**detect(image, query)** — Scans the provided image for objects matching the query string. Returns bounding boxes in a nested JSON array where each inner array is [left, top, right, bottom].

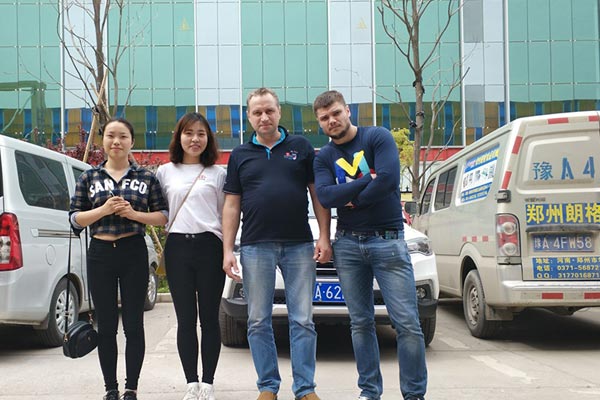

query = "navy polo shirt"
[[224, 127, 314, 246]]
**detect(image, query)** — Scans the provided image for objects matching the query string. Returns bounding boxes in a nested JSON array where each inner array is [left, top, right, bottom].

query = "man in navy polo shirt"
[[222, 87, 331, 400]]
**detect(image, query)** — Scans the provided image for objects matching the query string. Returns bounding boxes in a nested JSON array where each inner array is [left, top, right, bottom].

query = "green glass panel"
[[40, 4, 59, 47], [508, 0, 527, 42], [129, 89, 152, 107], [286, 87, 307, 105], [262, 3, 284, 45], [420, 2, 439, 43], [263, 46, 285, 88], [174, 3, 194, 46], [285, 2, 306, 45], [175, 88, 195, 107], [242, 45, 263, 89], [307, 44, 327, 87], [128, 4, 152, 46], [18, 47, 41, 81], [528, 42, 550, 84], [0, 5, 17, 45], [527, 0, 550, 41], [550, 42, 573, 83], [307, 2, 327, 44], [40, 47, 61, 88], [549, 0, 572, 41], [18, 3, 39, 47], [285, 45, 307, 87], [0, 47, 18, 81], [241, 3, 262, 45], [152, 47, 174, 89], [439, 42, 459, 85], [132, 47, 153, 89], [174, 46, 195, 89], [307, 86, 327, 105], [509, 42, 528, 84], [110, 47, 131, 90], [152, 3, 174, 46], [376, 43, 395, 87], [574, 83, 600, 100], [530, 84, 551, 101], [572, 0, 599, 40], [573, 41, 600, 83], [551, 84, 574, 101]]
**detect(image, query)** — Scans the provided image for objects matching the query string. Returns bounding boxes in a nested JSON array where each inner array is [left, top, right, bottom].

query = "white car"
[[219, 208, 439, 347]]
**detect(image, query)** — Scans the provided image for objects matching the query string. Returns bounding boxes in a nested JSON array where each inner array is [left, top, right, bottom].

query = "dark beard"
[[329, 127, 348, 141]]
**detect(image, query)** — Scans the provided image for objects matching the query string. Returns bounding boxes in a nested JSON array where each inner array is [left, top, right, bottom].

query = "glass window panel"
[[129, 89, 152, 106], [285, 87, 307, 105], [574, 42, 600, 83], [285, 3, 306, 45], [510, 84, 529, 102], [307, 44, 327, 87], [463, 42, 484, 85], [351, 43, 372, 90], [263, 46, 285, 88], [574, 83, 600, 100], [376, 43, 395, 87], [197, 3, 218, 44], [152, 3, 174, 46], [440, 42, 460, 85], [529, 84, 551, 101], [483, 0, 503, 42], [465, 84, 484, 128], [307, 86, 327, 105], [40, 4, 59, 47], [241, 3, 262, 45], [527, 0, 550, 41], [152, 47, 174, 89], [41, 47, 61, 86], [550, 42, 573, 83], [549, 0, 572, 41], [197, 46, 219, 89], [219, 89, 240, 105], [307, 2, 327, 44], [572, 0, 599, 40], [508, 0, 527, 41], [330, 2, 351, 44], [330, 44, 352, 87], [0, 47, 18, 80], [18, 47, 41, 81], [218, 45, 241, 89], [44, 89, 61, 109], [175, 88, 195, 107], [174, 46, 195, 89], [17, 4, 39, 47], [132, 47, 153, 89], [0, 4, 16, 44], [153, 89, 174, 106], [483, 42, 504, 85], [111, 48, 131, 90], [551, 84, 574, 101], [218, 2, 240, 45], [485, 85, 504, 102], [174, 3, 194, 46], [509, 42, 528, 84], [242, 45, 263, 89], [127, 3, 152, 46], [350, 1, 371, 45], [351, 87, 372, 105], [285, 45, 307, 87], [528, 42, 551, 84], [262, 3, 284, 45], [197, 88, 218, 106]]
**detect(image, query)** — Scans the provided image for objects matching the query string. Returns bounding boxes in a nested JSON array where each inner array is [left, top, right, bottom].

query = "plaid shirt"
[[69, 161, 167, 237]]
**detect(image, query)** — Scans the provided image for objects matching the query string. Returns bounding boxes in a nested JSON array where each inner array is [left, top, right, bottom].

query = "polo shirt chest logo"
[[284, 150, 298, 161]]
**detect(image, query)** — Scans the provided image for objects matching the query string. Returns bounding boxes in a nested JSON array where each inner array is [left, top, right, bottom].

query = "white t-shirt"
[[156, 162, 226, 239]]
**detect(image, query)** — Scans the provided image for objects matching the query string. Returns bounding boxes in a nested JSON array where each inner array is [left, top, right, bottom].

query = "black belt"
[[337, 229, 400, 239]]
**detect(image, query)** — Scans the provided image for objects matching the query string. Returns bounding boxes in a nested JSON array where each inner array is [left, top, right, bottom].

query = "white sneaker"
[[183, 382, 200, 400], [199, 382, 215, 400]]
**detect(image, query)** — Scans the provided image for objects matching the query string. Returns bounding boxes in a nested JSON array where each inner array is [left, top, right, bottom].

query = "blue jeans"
[[240, 241, 317, 398], [332, 232, 427, 400]]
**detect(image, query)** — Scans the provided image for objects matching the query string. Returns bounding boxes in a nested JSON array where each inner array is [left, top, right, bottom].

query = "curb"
[[157, 292, 172, 303]]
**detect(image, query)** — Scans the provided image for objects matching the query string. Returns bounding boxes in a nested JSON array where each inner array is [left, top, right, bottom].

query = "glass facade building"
[[0, 0, 599, 152]]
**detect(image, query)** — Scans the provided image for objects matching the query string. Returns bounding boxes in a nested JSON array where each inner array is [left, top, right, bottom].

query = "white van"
[[0, 135, 159, 346], [413, 111, 600, 338]]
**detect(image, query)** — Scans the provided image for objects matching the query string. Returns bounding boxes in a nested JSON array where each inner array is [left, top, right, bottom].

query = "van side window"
[[16, 151, 70, 211], [434, 167, 457, 210], [420, 179, 436, 215]]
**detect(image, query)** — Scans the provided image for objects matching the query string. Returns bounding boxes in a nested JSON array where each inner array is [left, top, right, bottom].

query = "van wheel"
[[38, 279, 80, 347], [420, 315, 436, 347], [463, 270, 500, 338], [144, 266, 158, 311], [219, 306, 247, 347]]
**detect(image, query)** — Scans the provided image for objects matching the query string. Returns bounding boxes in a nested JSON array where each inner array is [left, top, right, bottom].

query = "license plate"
[[532, 234, 594, 252], [313, 282, 345, 303]]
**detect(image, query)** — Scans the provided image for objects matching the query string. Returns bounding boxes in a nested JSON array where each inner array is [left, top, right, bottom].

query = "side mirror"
[[403, 201, 418, 216]]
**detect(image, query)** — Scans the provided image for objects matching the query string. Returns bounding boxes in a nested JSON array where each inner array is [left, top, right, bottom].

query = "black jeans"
[[87, 235, 149, 392], [165, 232, 225, 384]]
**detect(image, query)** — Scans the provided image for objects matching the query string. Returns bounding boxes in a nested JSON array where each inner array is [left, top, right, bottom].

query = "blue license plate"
[[313, 282, 345, 303], [532, 234, 594, 252]]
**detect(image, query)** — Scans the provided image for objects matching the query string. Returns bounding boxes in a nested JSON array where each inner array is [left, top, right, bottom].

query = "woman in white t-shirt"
[[156, 113, 226, 400]]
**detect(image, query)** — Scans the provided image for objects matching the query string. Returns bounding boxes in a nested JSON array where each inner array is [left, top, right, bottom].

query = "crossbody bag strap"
[[167, 166, 206, 231], [64, 230, 73, 341], [85, 228, 94, 324]]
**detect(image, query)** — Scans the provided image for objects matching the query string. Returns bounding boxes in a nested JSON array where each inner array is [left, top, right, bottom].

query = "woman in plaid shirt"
[[69, 118, 168, 400]]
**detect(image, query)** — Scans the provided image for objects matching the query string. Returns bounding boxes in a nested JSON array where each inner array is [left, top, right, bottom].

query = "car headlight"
[[406, 237, 433, 256]]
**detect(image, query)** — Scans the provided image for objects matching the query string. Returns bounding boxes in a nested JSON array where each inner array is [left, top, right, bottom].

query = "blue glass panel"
[[206, 106, 216, 132], [81, 108, 92, 133], [230, 105, 240, 138], [381, 104, 390, 130], [349, 104, 359, 125], [293, 105, 303, 136], [475, 127, 483, 140], [176, 106, 187, 122], [535, 102, 544, 115], [444, 102, 454, 145]]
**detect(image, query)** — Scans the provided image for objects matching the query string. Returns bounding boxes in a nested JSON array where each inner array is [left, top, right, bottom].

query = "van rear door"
[[511, 112, 600, 281]]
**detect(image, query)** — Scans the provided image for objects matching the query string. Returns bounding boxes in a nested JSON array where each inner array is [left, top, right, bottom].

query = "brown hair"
[[168, 112, 219, 166], [246, 87, 280, 109], [313, 90, 347, 115]]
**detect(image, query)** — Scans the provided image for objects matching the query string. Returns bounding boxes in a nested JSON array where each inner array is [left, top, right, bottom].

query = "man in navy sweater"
[[222, 88, 331, 400], [312, 90, 427, 400]]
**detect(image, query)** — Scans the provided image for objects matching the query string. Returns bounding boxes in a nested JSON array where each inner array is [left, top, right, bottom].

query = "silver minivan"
[[0, 135, 159, 346]]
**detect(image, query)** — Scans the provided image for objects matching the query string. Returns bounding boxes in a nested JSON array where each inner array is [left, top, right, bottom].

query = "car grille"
[[316, 260, 337, 276]]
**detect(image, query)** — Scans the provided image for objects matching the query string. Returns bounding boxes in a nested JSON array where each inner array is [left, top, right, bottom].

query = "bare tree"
[[378, 0, 464, 200], [58, 0, 141, 162]]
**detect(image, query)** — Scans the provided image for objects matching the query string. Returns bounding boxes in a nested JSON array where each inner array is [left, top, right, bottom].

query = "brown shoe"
[[296, 393, 320, 400], [257, 391, 278, 400]]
